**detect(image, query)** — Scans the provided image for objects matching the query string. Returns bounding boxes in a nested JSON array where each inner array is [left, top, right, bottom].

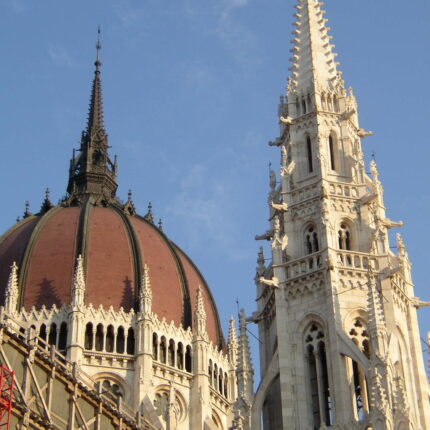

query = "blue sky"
[[1, 0, 430, 376]]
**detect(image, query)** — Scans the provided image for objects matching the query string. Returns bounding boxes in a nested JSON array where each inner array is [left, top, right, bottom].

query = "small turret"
[[4, 262, 19, 314]]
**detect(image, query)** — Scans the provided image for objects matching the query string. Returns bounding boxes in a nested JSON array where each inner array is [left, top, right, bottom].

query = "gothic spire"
[[139, 264, 152, 315], [236, 308, 254, 398], [5, 262, 19, 314], [288, 0, 341, 93], [227, 315, 238, 363], [193, 286, 207, 337], [71, 254, 86, 309], [86, 27, 105, 139], [66, 28, 118, 203]]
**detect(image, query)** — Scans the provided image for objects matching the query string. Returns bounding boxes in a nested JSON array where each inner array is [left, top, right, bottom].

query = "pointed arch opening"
[[117, 326, 125, 354], [329, 135, 336, 171], [85, 322, 93, 350], [306, 136, 313, 173], [305, 323, 332, 429]]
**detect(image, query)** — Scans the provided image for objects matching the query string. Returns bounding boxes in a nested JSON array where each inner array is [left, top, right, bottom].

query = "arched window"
[[58, 322, 68, 352], [302, 99, 307, 114], [39, 324, 47, 341], [85, 323, 93, 350], [305, 226, 319, 254], [329, 135, 336, 170], [185, 345, 192, 372], [98, 379, 124, 402], [95, 324, 104, 351], [338, 223, 352, 250], [209, 360, 213, 386], [296, 99, 300, 116], [333, 95, 339, 112], [327, 94, 333, 111], [214, 364, 218, 389], [224, 372, 228, 398], [48, 323, 57, 346], [305, 323, 332, 429], [306, 136, 313, 173], [177, 342, 184, 370], [307, 94, 312, 111], [117, 326, 125, 354], [348, 318, 370, 420], [321, 93, 326, 110], [152, 333, 158, 360], [127, 328, 135, 355], [218, 369, 223, 393], [160, 336, 167, 363], [106, 325, 115, 353], [168, 339, 175, 367]]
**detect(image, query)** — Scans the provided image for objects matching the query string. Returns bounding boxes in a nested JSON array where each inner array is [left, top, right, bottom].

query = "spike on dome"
[[66, 29, 118, 203]]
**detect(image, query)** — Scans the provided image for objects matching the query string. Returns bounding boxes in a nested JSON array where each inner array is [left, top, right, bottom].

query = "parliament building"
[[0, 1, 429, 429]]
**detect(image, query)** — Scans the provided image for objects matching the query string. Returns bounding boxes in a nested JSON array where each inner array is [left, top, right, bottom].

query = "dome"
[[0, 203, 224, 347], [0, 52, 224, 349]]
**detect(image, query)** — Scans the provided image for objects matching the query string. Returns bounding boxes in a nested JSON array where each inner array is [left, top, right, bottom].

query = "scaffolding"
[[0, 364, 14, 429]]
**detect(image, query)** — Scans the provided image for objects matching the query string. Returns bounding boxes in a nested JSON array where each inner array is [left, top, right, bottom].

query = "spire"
[[193, 286, 207, 337], [71, 255, 86, 308], [366, 264, 387, 358], [288, 0, 342, 93], [86, 27, 105, 138], [66, 28, 118, 203], [236, 308, 253, 399], [23, 201, 31, 218], [228, 315, 238, 364], [139, 264, 152, 315], [5, 262, 19, 314], [235, 308, 253, 429], [144, 202, 154, 223], [40, 188, 53, 214]]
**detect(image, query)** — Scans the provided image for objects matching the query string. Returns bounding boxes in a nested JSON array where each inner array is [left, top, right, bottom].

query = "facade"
[[1, 1, 430, 430], [250, 0, 430, 429], [0, 44, 245, 429]]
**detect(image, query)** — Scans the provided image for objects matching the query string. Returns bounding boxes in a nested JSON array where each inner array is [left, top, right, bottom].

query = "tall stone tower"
[[251, 1, 430, 429]]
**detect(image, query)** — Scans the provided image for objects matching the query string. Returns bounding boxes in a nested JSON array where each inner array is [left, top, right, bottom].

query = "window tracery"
[[338, 223, 352, 250], [305, 226, 319, 254], [305, 323, 332, 429]]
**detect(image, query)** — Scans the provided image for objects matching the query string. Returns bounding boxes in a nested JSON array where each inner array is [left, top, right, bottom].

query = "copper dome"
[[0, 47, 224, 348]]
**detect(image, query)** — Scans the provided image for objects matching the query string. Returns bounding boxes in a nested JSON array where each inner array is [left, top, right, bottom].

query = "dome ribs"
[[111, 205, 143, 311], [85, 207, 134, 311], [20, 207, 80, 309], [131, 215, 192, 330], [173, 244, 225, 350], [0, 217, 39, 307]]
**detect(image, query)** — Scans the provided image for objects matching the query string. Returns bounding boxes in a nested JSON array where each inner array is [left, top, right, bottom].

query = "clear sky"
[[1, 0, 429, 377]]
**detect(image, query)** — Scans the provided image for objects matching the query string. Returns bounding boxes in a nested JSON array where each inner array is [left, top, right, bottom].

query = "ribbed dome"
[[0, 203, 224, 347]]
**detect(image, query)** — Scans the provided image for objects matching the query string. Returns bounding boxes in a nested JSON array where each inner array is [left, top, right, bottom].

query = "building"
[[1, 1, 429, 430], [0, 36, 244, 430], [249, 0, 430, 429]]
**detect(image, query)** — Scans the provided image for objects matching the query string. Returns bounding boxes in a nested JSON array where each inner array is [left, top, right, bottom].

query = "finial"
[[158, 218, 163, 231], [144, 202, 154, 223], [16, 216, 20, 223], [128, 189, 132, 201], [40, 188, 53, 214], [23, 201, 31, 218], [95, 26, 102, 71]]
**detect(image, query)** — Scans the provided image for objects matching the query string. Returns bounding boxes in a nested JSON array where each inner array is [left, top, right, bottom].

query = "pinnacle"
[[228, 315, 238, 348], [288, 0, 341, 93]]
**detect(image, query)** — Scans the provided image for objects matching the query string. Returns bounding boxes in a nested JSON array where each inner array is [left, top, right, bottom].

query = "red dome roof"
[[0, 204, 224, 347]]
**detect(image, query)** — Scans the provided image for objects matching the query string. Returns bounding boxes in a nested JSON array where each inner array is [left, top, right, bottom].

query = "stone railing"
[[336, 250, 379, 271], [328, 181, 360, 199], [283, 250, 325, 279]]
